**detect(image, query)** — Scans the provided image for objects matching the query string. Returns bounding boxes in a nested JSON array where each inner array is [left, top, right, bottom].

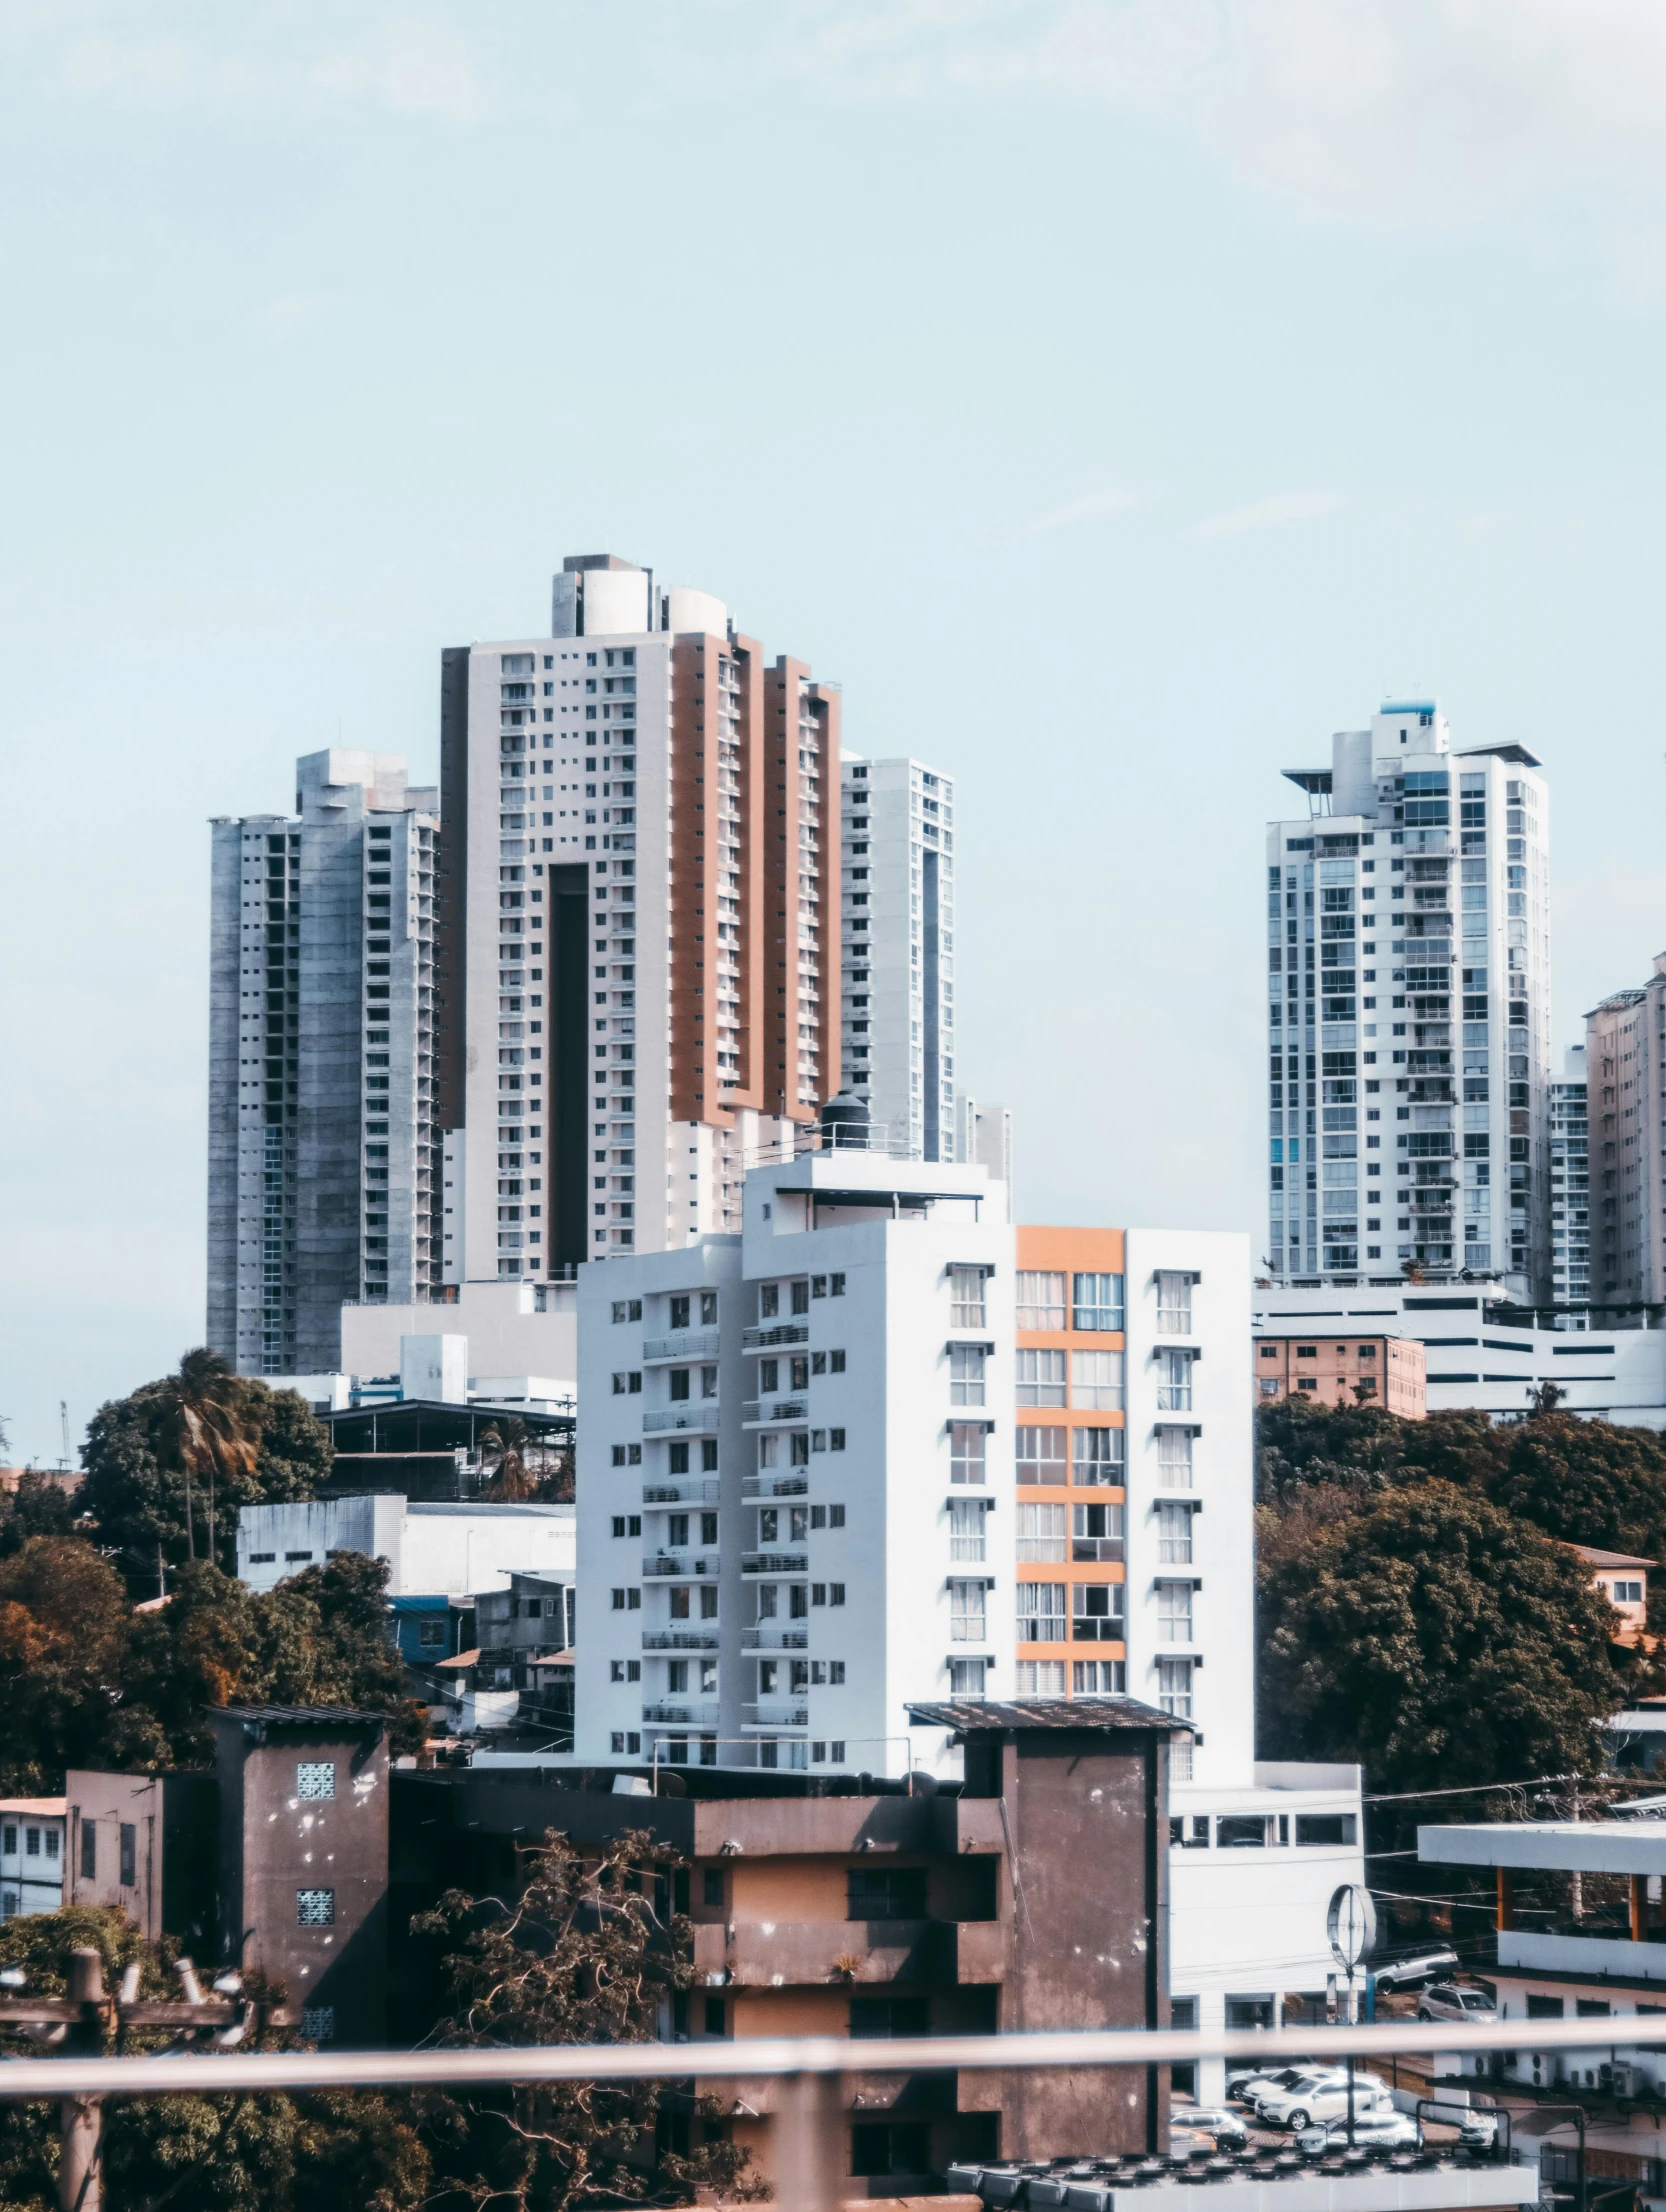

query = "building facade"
[[0, 1799, 65, 1919], [1586, 961, 1666, 1315], [208, 750, 438, 1375], [1267, 702, 1551, 1303], [575, 1150, 1014, 1778], [434, 552, 840, 1284], [234, 1493, 575, 1597], [1550, 1040, 1591, 1322], [839, 755, 957, 1159], [1252, 1331, 1426, 1415]]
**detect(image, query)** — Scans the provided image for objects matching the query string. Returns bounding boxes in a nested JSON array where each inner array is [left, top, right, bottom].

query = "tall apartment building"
[[576, 1150, 1014, 1778], [839, 756, 957, 1159], [208, 752, 438, 1376], [1551, 1042, 1591, 1323], [1587, 960, 1666, 1313], [435, 554, 839, 1283], [1268, 701, 1551, 1302]]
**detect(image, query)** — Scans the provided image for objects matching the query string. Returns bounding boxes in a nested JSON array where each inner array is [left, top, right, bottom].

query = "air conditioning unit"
[[1608, 2063, 1638, 2100]]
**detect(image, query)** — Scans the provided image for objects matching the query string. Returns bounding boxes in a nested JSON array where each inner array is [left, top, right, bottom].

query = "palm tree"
[[478, 1419, 536, 1502], [152, 1349, 259, 1562]]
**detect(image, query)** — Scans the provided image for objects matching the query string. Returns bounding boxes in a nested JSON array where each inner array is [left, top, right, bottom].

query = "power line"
[[1363, 1770, 1666, 1805]]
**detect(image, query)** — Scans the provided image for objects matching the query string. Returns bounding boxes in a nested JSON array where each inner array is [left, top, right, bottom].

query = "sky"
[[4, 0, 1666, 1464]]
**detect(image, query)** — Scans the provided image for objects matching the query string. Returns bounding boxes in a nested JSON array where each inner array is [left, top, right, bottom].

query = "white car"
[[1457, 2110, 1501, 2150], [1295, 2107, 1421, 2155], [1256, 2074, 1391, 2130], [1417, 1983, 1499, 2026], [1231, 2064, 1346, 2107]]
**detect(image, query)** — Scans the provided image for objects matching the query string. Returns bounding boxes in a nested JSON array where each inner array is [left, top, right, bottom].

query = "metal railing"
[[4, 2014, 1652, 2212]]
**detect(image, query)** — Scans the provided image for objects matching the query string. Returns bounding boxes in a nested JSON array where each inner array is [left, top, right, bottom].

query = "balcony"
[[643, 1329, 722, 1365], [744, 1700, 809, 1728], [1498, 1926, 1666, 1987], [643, 1554, 715, 1578], [742, 1551, 807, 1576], [641, 1701, 720, 1728], [741, 1475, 808, 1499], [641, 1630, 720, 1651], [642, 1479, 721, 1505], [741, 1624, 808, 1650], [643, 1404, 721, 1435], [742, 1323, 810, 1352], [743, 1399, 807, 1428], [694, 1919, 945, 1988], [1071, 1538, 1124, 1564]]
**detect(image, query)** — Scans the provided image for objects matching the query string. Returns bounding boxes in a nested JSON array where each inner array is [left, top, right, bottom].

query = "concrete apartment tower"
[[435, 554, 840, 1281], [208, 752, 438, 1376], [838, 756, 957, 1159], [1267, 702, 1551, 1302], [1550, 1041, 1591, 1323], [1586, 962, 1666, 1314]]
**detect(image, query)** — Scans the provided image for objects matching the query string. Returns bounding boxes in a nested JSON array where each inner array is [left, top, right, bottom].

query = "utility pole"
[[0, 1950, 293, 2212], [59, 1402, 70, 1474]]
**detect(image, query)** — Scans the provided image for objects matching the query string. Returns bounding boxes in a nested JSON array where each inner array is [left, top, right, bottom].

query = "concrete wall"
[[235, 1493, 574, 1596]]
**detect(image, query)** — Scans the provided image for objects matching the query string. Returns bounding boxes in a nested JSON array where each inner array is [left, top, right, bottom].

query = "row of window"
[[1170, 1812, 1357, 1849], [1016, 1271, 1126, 1331]]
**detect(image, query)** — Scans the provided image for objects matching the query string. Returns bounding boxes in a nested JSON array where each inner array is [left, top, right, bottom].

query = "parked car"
[[1417, 1983, 1498, 2025], [1457, 2109, 1501, 2150], [1295, 2105, 1421, 2155], [1172, 2106, 1248, 2148], [1369, 1944, 1461, 1991], [1229, 2063, 1339, 2106], [1256, 2074, 1391, 2130]]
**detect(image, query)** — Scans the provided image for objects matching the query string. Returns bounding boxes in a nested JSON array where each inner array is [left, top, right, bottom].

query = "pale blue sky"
[[5, 0, 1666, 1463]]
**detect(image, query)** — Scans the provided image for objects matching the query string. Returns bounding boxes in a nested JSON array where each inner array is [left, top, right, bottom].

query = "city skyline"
[[9, 5, 1666, 1458]]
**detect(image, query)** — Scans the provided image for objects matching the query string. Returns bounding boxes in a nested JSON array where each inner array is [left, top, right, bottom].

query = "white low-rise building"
[[235, 1493, 575, 1597], [0, 1799, 66, 1919]]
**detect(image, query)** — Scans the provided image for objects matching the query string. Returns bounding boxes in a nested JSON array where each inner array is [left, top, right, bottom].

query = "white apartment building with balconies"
[[1268, 701, 1551, 1303], [575, 1148, 1014, 1779], [839, 755, 957, 1160]]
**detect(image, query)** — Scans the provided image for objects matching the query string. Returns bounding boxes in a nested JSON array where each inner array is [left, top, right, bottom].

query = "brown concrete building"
[[389, 1697, 1175, 2192], [1253, 1331, 1426, 1415], [207, 1706, 389, 2046]]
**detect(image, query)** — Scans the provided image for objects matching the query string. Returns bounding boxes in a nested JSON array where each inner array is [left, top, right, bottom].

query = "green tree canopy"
[[82, 1355, 331, 1593], [1258, 1479, 1628, 1793]]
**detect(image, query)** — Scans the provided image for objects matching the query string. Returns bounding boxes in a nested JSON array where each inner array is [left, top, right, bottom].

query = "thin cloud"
[[245, 290, 335, 343], [1193, 490, 1343, 540], [1004, 483, 1141, 541]]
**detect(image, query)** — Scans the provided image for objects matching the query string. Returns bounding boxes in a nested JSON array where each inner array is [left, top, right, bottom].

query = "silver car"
[[1295, 2107, 1421, 2155], [1417, 1983, 1499, 2026], [1173, 2106, 1248, 2147]]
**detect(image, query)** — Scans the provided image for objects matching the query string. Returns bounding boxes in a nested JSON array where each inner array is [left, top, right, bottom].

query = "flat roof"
[[209, 1704, 390, 1729], [907, 1696, 1179, 1733], [1421, 1821, 1666, 1874]]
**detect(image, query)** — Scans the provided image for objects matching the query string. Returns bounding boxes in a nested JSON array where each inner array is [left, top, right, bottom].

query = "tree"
[[413, 1828, 759, 2212], [0, 1907, 429, 2212], [0, 1473, 80, 1557], [479, 1421, 573, 1504], [1488, 1413, 1666, 1562], [1258, 1479, 1627, 1794], [82, 1363, 331, 1594], [0, 1538, 163, 1793]]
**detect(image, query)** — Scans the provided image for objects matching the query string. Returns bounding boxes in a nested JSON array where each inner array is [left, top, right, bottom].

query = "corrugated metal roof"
[[209, 1704, 391, 1727], [906, 1696, 1180, 1733]]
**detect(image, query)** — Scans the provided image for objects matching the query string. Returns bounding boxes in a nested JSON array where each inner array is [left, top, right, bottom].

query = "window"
[[949, 1579, 987, 1642], [1614, 1580, 1644, 1604], [1016, 1502, 1067, 1562], [949, 1498, 988, 1561], [949, 1344, 987, 1405], [1072, 1583, 1124, 1640], [1015, 1271, 1065, 1329], [1016, 1581, 1066, 1642], [119, 1824, 136, 1888], [949, 1265, 987, 1327], [1217, 1816, 1270, 1848], [850, 1997, 930, 2039], [418, 1616, 447, 1649], [1073, 1659, 1126, 1695], [1158, 1580, 1194, 1641], [612, 1299, 642, 1322], [1072, 1502, 1124, 1562], [1224, 1994, 1274, 2030], [950, 1423, 987, 1485], [0, 1827, 11, 1854], [1016, 1425, 1066, 1482], [1295, 1813, 1358, 1846], [1016, 1659, 1066, 1693], [612, 1370, 642, 1395], [80, 1822, 95, 1880], [1073, 1272, 1125, 1331], [1157, 1428, 1194, 1488], [848, 1867, 928, 1920], [1156, 1500, 1193, 1564], [297, 1888, 336, 1926], [1156, 1349, 1193, 1412], [1016, 1350, 1066, 1407], [296, 1762, 335, 1801], [670, 1294, 691, 1330], [949, 1658, 987, 1696], [1071, 1350, 1124, 1409], [1155, 1271, 1193, 1334], [1072, 1427, 1124, 1486], [1158, 1657, 1194, 1720], [24, 1829, 38, 1857]]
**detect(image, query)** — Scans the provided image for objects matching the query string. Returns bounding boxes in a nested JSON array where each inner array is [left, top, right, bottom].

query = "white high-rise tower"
[[1267, 702, 1551, 1302]]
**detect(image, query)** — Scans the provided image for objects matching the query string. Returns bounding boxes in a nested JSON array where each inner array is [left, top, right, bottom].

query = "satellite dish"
[[1328, 1883, 1376, 1973]]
